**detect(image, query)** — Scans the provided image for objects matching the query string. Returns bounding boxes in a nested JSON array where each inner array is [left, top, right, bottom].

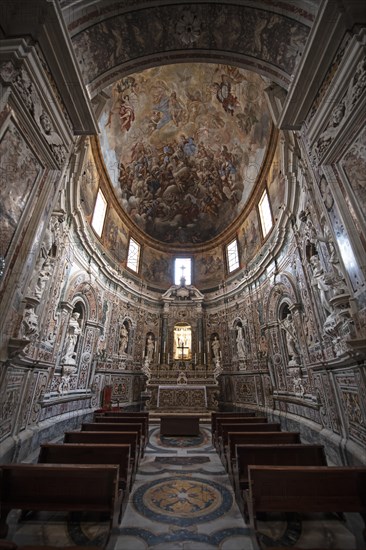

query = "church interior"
[[0, 0, 366, 548]]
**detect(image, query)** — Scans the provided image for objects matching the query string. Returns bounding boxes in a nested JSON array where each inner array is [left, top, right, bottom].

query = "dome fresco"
[[99, 63, 272, 245]]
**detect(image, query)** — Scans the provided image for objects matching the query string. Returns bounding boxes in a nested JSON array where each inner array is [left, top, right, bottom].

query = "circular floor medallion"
[[133, 475, 232, 526]]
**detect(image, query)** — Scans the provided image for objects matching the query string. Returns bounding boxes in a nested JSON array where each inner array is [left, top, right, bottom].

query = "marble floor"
[[4, 422, 364, 549]]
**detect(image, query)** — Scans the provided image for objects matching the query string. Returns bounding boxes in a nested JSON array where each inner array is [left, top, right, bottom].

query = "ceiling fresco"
[[99, 63, 272, 245]]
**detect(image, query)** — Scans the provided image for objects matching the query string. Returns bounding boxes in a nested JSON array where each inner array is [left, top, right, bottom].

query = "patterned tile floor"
[[115, 422, 253, 550], [5, 423, 364, 549]]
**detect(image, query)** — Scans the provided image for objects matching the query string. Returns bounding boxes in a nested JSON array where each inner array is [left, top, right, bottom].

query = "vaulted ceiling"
[[60, 0, 320, 246]]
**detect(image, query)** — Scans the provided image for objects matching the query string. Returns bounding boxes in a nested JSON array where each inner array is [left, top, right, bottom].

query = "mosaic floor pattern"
[[117, 423, 253, 549]]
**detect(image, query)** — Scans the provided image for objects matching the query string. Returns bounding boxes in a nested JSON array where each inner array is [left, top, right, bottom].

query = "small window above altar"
[[174, 258, 191, 285]]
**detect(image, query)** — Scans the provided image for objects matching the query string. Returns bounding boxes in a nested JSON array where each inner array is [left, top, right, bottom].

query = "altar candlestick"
[[204, 352, 206, 364], [199, 341, 201, 353], [163, 342, 166, 352]]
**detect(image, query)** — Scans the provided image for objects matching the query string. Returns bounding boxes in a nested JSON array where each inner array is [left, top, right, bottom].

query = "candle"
[[164, 342, 166, 352], [204, 352, 206, 364], [158, 353, 160, 363], [194, 353, 197, 363], [168, 353, 170, 363], [207, 341, 210, 352], [199, 341, 201, 353]]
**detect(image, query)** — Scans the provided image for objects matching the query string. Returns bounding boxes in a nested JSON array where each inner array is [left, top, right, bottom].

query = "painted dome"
[[98, 63, 272, 245]]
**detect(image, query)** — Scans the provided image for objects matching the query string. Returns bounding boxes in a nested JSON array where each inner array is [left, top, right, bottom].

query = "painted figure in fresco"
[[119, 323, 129, 354], [211, 336, 220, 359], [279, 313, 300, 365], [211, 74, 240, 116], [236, 325, 246, 358], [119, 95, 135, 132], [62, 312, 82, 364], [146, 334, 154, 362]]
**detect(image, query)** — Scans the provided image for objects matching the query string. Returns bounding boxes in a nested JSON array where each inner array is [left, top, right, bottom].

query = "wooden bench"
[[213, 416, 268, 448], [211, 411, 257, 433], [0, 463, 121, 546], [218, 423, 281, 463], [212, 415, 267, 447], [81, 422, 144, 456], [93, 415, 149, 442], [160, 415, 200, 436], [63, 431, 140, 482], [244, 466, 366, 549], [38, 443, 132, 517], [232, 444, 327, 517]]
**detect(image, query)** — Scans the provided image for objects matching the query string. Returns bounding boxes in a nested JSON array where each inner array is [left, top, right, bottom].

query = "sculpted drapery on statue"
[[61, 312, 82, 365], [119, 323, 129, 354]]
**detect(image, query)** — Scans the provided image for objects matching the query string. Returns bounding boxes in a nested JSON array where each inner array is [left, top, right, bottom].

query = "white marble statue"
[[119, 324, 129, 354], [61, 312, 81, 364], [279, 313, 300, 366], [146, 334, 154, 362], [236, 325, 246, 358], [211, 335, 220, 359]]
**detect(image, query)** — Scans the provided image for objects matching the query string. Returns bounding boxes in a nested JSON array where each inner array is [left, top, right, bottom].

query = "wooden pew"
[[0, 463, 121, 546], [218, 422, 281, 463], [244, 466, 366, 550], [232, 444, 327, 517], [211, 411, 257, 433], [38, 443, 132, 517], [212, 415, 267, 448], [81, 422, 144, 456], [226, 431, 301, 476], [64, 431, 140, 483], [93, 415, 149, 442]]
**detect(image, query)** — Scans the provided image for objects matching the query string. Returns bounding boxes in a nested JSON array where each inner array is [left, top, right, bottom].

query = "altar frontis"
[[157, 385, 207, 410]]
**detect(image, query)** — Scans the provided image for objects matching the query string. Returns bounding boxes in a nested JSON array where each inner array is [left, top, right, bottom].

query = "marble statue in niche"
[[61, 312, 82, 365], [236, 324, 247, 358], [211, 335, 220, 360], [310, 254, 334, 317], [279, 313, 301, 367], [119, 323, 129, 354], [146, 334, 155, 363]]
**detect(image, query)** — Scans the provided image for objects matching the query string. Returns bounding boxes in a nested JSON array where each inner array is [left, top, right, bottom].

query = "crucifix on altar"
[[174, 323, 191, 361]]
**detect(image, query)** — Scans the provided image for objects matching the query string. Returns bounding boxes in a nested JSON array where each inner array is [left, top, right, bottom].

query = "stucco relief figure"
[[146, 334, 154, 362], [211, 336, 220, 359], [61, 312, 81, 364], [236, 325, 246, 358], [58, 365, 77, 395], [119, 324, 129, 354], [20, 305, 39, 339], [279, 313, 300, 366], [28, 214, 62, 299]]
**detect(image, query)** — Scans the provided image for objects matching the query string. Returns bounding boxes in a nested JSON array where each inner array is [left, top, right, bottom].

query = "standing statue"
[[211, 336, 220, 360], [62, 312, 82, 364], [119, 324, 129, 354], [236, 325, 246, 358], [279, 313, 300, 366], [310, 255, 333, 316], [146, 334, 154, 362]]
